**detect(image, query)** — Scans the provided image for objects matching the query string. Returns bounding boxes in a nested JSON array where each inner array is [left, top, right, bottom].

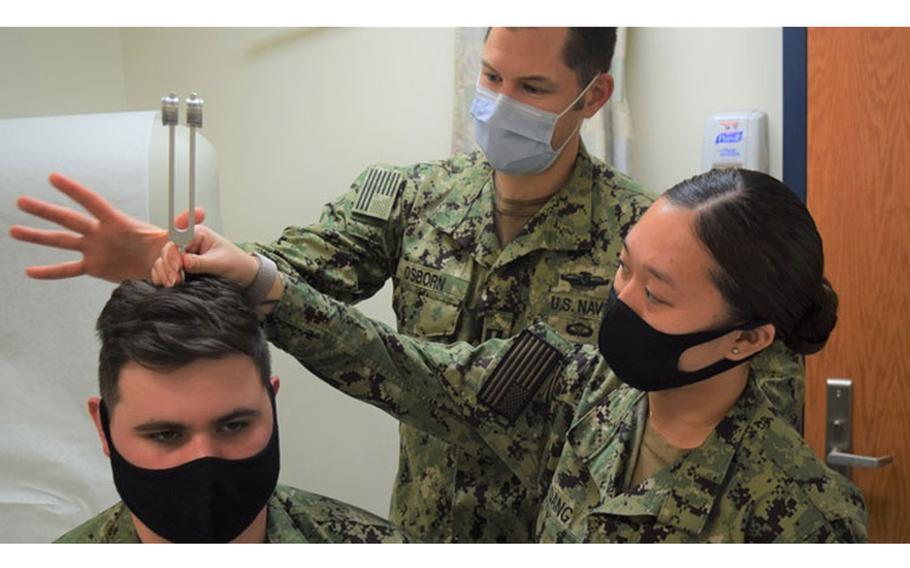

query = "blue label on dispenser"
[[715, 131, 743, 144]]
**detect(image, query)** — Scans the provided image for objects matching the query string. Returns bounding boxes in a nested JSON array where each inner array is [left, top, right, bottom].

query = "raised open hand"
[[9, 172, 205, 283]]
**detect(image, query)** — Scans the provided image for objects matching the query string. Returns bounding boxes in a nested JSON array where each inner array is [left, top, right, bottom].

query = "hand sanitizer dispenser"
[[702, 111, 768, 173]]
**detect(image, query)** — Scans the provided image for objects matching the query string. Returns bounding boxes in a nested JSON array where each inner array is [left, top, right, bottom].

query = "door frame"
[[783, 26, 808, 204]]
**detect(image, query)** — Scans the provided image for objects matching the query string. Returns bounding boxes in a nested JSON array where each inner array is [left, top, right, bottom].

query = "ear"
[[269, 376, 281, 397], [729, 323, 776, 361], [583, 74, 614, 118], [87, 397, 111, 458]]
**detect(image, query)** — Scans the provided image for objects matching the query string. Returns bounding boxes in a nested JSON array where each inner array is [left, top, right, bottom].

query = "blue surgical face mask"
[[471, 74, 599, 176]]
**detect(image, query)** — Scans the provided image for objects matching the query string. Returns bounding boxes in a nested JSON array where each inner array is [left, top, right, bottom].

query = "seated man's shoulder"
[[54, 501, 138, 543], [270, 485, 408, 543]]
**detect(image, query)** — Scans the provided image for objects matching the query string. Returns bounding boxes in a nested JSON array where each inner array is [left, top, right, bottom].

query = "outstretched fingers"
[[15, 196, 95, 235], [25, 260, 86, 280], [8, 226, 82, 251], [48, 172, 117, 222]]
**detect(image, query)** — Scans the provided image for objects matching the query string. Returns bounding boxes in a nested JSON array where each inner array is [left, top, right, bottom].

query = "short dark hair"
[[484, 27, 617, 87], [96, 276, 271, 407], [563, 28, 617, 86], [663, 168, 838, 355]]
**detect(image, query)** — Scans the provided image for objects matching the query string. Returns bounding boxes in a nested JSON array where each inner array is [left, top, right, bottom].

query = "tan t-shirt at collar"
[[493, 190, 554, 247], [624, 398, 689, 492]]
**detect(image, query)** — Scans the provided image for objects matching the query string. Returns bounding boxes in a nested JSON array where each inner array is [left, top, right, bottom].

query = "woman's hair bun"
[[785, 278, 838, 355]]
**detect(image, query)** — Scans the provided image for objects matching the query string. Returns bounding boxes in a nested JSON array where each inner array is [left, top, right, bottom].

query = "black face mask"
[[99, 388, 280, 543], [597, 287, 766, 392]]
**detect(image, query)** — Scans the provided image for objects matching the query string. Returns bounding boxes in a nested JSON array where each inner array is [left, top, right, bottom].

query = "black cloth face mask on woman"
[[597, 287, 767, 392]]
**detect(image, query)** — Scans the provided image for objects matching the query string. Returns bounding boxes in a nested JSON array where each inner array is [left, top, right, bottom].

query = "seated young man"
[[55, 276, 407, 543]]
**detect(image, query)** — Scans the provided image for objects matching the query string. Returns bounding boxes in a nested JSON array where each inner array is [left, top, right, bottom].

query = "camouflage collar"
[[102, 501, 142, 543], [428, 148, 597, 269], [266, 487, 309, 543], [427, 158, 500, 268], [568, 376, 766, 535], [98, 491, 292, 543]]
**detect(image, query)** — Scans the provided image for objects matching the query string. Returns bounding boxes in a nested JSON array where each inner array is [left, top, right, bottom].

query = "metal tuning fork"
[[160, 91, 204, 281]]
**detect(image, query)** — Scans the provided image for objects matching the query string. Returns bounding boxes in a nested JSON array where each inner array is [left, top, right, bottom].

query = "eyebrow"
[[481, 60, 557, 86], [133, 408, 262, 433], [214, 409, 262, 425], [622, 241, 677, 287], [134, 420, 186, 434]]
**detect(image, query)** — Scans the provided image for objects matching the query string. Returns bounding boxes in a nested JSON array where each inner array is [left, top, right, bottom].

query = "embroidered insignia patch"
[[560, 271, 609, 291], [478, 330, 563, 423], [352, 168, 405, 221]]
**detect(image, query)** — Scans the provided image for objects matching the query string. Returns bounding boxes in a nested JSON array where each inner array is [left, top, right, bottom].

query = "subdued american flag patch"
[[478, 330, 564, 424], [352, 168, 405, 221]]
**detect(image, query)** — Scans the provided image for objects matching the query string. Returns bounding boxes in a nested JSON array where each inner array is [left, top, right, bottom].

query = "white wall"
[[626, 28, 783, 193], [0, 29, 127, 119]]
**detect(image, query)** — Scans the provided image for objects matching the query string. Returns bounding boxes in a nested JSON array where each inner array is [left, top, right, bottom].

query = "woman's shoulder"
[[732, 402, 868, 542]]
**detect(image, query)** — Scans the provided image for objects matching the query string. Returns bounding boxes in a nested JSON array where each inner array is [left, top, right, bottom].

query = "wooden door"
[[805, 27, 910, 543]]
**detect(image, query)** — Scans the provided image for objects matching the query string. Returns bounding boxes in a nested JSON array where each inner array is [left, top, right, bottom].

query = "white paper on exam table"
[[0, 111, 221, 542]]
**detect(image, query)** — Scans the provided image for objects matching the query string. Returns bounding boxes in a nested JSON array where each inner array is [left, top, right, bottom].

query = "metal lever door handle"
[[827, 450, 893, 469], [825, 378, 895, 479]]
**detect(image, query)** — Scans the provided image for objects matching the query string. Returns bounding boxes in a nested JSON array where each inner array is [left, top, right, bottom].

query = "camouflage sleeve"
[[264, 273, 594, 490], [237, 164, 415, 305]]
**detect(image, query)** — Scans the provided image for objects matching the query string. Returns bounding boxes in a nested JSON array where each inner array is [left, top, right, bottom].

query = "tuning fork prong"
[[182, 93, 203, 254], [161, 91, 203, 283]]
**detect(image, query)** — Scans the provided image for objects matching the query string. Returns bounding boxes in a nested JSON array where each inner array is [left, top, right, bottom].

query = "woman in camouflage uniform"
[[154, 168, 867, 542]]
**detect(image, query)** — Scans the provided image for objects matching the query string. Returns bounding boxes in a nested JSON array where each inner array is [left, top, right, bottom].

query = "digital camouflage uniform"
[[54, 485, 407, 543], [263, 279, 867, 542], [244, 147, 804, 542]]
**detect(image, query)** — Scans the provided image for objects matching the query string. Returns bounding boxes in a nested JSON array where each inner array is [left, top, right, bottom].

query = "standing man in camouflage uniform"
[[12, 28, 800, 542], [237, 28, 656, 542], [57, 276, 406, 543]]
